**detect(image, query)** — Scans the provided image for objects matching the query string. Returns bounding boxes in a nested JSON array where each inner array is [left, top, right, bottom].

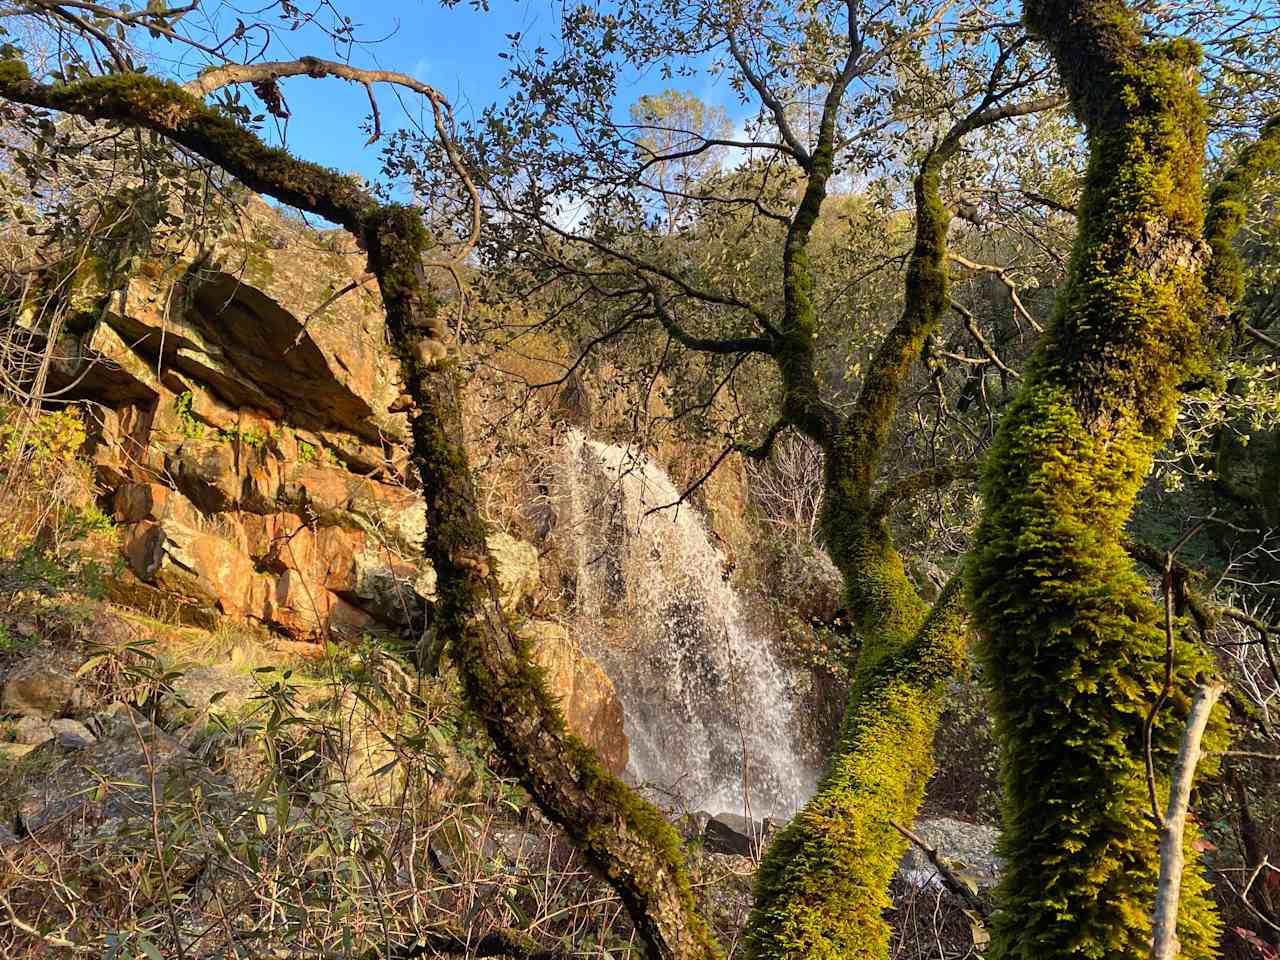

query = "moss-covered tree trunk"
[[967, 2, 1224, 956], [0, 62, 719, 960], [744, 131, 978, 960]]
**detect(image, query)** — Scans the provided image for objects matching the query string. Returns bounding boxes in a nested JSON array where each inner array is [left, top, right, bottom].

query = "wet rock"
[[897, 817, 1000, 891], [703, 812, 769, 857], [676, 810, 712, 842]]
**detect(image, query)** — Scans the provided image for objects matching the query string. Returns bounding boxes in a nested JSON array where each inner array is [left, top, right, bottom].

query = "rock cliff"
[[18, 197, 628, 771]]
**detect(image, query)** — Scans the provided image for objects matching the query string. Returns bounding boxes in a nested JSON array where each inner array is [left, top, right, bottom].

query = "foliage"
[[173, 390, 204, 440]]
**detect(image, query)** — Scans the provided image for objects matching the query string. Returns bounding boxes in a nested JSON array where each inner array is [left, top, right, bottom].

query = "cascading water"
[[558, 428, 816, 818]]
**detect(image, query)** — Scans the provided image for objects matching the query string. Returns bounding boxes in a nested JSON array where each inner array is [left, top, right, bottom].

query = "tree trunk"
[[968, 2, 1222, 956], [745, 150, 968, 960]]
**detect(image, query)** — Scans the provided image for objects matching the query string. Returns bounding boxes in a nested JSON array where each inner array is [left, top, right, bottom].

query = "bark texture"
[[968, 2, 1224, 957]]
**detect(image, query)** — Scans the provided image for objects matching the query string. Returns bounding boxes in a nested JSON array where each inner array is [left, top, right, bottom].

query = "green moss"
[[746, 580, 966, 959], [747, 132, 965, 960], [0, 71, 376, 231], [969, 3, 1223, 956], [0, 53, 30, 85], [1203, 116, 1280, 312]]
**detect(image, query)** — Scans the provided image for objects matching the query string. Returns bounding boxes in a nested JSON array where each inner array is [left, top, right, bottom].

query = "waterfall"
[[558, 428, 816, 819]]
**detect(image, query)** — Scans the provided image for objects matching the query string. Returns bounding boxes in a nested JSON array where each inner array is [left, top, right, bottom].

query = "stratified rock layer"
[[20, 197, 628, 771]]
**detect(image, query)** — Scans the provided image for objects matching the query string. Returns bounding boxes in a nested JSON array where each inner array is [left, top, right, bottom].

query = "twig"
[[889, 819, 992, 921], [1144, 518, 1209, 825]]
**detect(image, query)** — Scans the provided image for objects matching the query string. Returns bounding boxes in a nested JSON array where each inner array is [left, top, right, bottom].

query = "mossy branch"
[[870, 462, 979, 520], [0, 63, 719, 960], [744, 578, 968, 959], [745, 84, 1054, 960], [1203, 114, 1280, 317]]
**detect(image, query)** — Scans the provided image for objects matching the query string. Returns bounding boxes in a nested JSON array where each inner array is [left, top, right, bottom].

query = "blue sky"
[[170, 1, 739, 185]]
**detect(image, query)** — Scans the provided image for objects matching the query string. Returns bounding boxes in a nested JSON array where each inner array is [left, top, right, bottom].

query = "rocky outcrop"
[[14, 197, 630, 772], [19, 200, 425, 642]]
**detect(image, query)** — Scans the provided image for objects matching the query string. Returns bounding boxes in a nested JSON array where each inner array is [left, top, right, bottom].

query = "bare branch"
[[724, 27, 809, 168], [889, 820, 993, 921], [948, 252, 1044, 333], [1150, 680, 1226, 960], [948, 298, 1022, 379], [1244, 323, 1280, 351], [1143, 517, 1211, 826]]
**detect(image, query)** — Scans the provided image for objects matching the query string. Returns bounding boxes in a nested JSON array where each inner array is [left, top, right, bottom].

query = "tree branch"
[[645, 281, 775, 356], [724, 27, 809, 169], [870, 462, 979, 519], [1150, 680, 1225, 960], [948, 252, 1044, 332], [889, 819, 993, 921]]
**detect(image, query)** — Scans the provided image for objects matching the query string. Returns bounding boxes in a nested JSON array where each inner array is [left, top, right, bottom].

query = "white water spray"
[[558, 429, 815, 818]]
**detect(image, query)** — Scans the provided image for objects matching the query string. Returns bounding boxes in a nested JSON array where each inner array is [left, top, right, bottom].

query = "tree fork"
[[0, 59, 719, 960], [744, 109, 981, 960]]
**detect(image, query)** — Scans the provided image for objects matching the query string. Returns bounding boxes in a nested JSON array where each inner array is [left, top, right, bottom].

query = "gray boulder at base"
[[163, 664, 260, 724], [14, 717, 98, 749], [897, 817, 1000, 891], [703, 812, 774, 856], [17, 708, 237, 842]]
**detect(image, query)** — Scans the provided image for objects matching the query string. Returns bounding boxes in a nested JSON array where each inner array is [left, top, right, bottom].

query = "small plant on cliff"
[[298, 439, 317, 464], [0, 624, 35, 654], [174, 391, 205, 439], [219, 424, 268, 447]]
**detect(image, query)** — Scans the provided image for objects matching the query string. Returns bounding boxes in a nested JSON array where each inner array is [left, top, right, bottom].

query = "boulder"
[[49, 718, 96, 749], [163, 665, 260, 724], [703, 812, 775, 857], [2, 656, 83, 720], [778, 547, 844, 624], [17, 708, 240, 844], [12, 716, 53, 745], [488, 532, 541, 611], [9, 717, 93, 748], [897, 817, 1000, 891], [0, 742, 37, 763], [519, 620, 629, 774]]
